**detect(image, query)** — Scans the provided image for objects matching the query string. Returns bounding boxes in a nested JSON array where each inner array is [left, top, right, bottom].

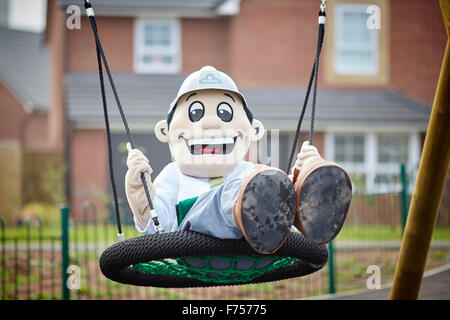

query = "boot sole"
[[296, 164, 352, 245], [236, 169, 296, 254]]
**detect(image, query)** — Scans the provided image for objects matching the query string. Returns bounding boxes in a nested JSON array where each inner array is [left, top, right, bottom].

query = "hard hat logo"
[[199, 73, 223, 85]]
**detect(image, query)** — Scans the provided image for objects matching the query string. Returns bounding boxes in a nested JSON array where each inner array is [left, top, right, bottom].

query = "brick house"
[[0, 25, 54, 219], [3, 0, 444, 221]]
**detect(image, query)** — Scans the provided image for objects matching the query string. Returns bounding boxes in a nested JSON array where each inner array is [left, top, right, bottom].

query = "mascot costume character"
[[125, 66, 352, 254]]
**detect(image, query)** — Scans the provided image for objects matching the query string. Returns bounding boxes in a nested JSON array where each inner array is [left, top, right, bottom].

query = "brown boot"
[[293, 158, 352, 245], [233, 165, 296, 254]]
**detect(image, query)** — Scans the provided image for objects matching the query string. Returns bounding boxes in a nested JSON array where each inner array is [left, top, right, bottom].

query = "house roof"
[[58, 0, 235, 17], [0, 27, 50, 112], [65, 72, 431, 132]]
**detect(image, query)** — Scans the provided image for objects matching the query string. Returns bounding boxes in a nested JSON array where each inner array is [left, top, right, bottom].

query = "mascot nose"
[[200, 116, 222, 129]]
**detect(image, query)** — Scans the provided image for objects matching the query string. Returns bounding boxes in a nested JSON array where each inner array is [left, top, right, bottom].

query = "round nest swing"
[[99, 231, 328, 287]]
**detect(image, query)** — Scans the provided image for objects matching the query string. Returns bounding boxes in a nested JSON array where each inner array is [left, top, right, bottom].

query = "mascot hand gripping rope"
[[125, 66, 352, 254]]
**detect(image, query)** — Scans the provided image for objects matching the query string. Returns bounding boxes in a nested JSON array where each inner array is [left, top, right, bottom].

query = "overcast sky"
[[8, 0, 47, 32]]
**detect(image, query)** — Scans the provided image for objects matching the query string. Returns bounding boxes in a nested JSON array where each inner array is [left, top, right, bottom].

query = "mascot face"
[[155, 89, 264, 177]]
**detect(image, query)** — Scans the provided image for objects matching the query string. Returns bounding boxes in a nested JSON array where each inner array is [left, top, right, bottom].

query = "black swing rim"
[[83, 0, 329, 288], [99, 231, 329, 288]]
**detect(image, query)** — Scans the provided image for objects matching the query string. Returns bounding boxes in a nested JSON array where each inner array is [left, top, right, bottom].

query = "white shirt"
[[137, 161, 254, 234]]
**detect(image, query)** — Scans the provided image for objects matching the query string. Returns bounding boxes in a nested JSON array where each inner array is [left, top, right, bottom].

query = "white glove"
[[125, 143, 156, 231], [294, 141, 321, 173]]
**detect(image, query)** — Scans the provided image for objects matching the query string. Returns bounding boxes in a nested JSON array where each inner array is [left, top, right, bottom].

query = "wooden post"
[[390, 0, 450, 300]]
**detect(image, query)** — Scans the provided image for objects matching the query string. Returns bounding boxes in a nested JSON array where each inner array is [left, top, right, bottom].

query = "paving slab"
[[309, 264, 450, 300]]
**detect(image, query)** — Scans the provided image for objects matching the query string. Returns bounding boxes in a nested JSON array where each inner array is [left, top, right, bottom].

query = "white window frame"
[[333, 134, 366, 164], [134, 18, 181, 74], [325, 131, 421, 194], [334, 3, 379, 75]]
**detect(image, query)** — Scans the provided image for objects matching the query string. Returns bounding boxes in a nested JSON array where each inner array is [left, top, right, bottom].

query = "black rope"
[[286, 65, 315, 173], [309, 15, 325, 145], [90, 17, 123, 235], [83, 1, 160, 235], [286, 11, 326, 173]]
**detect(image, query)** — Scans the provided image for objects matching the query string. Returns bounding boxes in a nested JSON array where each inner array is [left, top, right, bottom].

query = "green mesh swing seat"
[[99, 230, 328, 288], [138, 255, 297, 285], [84, 0, 330, 288]]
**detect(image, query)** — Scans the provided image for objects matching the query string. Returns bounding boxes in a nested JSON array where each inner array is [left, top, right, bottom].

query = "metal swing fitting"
[[320, 0, 327, 12], [319, 0, 326, 24], [150, 209, 165, 234], [83, 0, 95, 17], [318, 13, 326, 25]]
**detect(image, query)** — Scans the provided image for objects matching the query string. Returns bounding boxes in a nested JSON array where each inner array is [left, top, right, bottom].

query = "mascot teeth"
[[188, 137, 234, 146], [186, 137, 236, 155]]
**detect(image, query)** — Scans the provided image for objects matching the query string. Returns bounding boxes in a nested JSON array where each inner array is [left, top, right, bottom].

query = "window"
[[377, 134, 409, 163], [334, 134, 365, 163], [335, 4, 378, 75], [326, 132, 420, 194], [134, 19, 181, 74], [323, 0, 389, 86]]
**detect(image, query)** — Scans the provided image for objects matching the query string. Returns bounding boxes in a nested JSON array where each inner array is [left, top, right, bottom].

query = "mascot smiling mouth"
[[179, 132, 243, 155]]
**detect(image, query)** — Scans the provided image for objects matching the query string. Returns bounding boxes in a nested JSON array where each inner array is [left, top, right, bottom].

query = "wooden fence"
[[0, 144, 64, 223], [0, 142, 22, 221]]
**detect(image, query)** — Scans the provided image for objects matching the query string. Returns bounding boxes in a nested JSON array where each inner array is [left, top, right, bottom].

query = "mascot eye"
[[189, 101, 205, 122], [217, 102, 233, 122]]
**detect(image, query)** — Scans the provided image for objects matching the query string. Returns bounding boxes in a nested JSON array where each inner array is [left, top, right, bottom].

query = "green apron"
[[175, 176, 224, 226]]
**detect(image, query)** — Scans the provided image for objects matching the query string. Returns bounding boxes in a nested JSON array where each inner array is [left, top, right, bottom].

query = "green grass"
[[0, 223, 142, 243], [335, 224, 450, 241], [335, 225, 403, 241], [2, 223, 450, 244]]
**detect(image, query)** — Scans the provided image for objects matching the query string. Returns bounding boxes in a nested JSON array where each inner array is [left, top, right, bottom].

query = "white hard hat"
[[169, 66, 248, 112]]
